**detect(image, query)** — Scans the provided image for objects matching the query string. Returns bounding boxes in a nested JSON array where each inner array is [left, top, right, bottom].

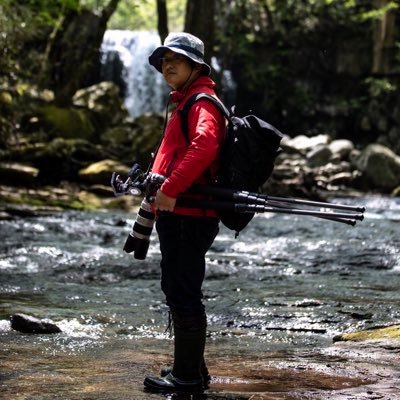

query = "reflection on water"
[[0, 196, 399, 398]]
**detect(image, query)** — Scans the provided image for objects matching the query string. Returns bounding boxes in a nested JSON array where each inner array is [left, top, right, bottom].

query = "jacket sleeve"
[[160, 99, 225, 198]]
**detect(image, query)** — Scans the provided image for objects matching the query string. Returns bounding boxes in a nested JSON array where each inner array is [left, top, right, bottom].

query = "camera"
[[111, 165, 165, 260], [123, 197, 156, 260]]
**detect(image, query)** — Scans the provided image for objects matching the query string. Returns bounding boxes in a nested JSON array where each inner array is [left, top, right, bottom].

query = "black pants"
[[156, 213, 219, 318]]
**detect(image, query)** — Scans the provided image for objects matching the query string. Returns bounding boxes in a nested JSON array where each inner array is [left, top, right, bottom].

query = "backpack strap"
[[180, 93, 231, 143]]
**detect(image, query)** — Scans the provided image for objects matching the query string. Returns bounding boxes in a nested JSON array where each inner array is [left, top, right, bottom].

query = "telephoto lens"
[[123, 198, 156, 260]]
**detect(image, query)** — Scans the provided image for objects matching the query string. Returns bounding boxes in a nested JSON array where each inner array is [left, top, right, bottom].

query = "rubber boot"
[[144, 314, 207, 392], [160, 358, 211, 385]]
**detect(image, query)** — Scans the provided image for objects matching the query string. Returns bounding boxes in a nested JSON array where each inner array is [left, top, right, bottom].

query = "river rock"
[[10, 313, 62, 334], [73, 81, 129, 127], [282, 134, 331, 154], [306, 145, 333, 167], [78, 159, 130, 185], [33, 138, 107, 183], [328, 171, 354, 186], [100, 113, 164, 166], [37, 105, 95, 140], [353, 143, 400, 191], [0, 162, 39, 185], [328, 139, 354, 158], [333, 324, 400, 342]]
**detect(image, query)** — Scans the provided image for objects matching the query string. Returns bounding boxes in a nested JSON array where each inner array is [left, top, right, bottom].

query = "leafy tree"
[[0, 0, 74, 85], [212, 0, 398, 135], [44, 0, 120, 105], [184, 0, 215, 63], [107, 0, 186, 31], [0, 0, 120, 145]]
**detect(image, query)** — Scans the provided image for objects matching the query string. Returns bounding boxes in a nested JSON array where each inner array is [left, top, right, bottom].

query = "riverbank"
[[1, 197, 399, 399], [1, 82, 400, 209], [0, 182, 138, 216], [2, 318, 400, 399]]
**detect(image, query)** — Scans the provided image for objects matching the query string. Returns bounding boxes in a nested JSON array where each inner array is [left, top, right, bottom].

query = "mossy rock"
[[334, 325, 400, 342], [33, 138, 106, 183], [100, 113, 164, 166], [355, 144, 400, 191], [0, 162, 39, 186], [38, 105, 95, 140], [73, 81, 129, 128], [77, 190, 103, 209], [78, 159, 129, 185]]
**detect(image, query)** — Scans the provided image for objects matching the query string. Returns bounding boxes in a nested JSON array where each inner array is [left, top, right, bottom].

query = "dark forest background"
[[0, 0, 399, 199]]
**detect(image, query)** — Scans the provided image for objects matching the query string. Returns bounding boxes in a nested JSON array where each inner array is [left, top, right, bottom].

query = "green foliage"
[[357, 1, 398, 21], [214, 0, 381, 129], [107, 0, 153, 30], [365, 77, 397, 98], [107, 0, 186, 31], [0, 0, 74, 83]]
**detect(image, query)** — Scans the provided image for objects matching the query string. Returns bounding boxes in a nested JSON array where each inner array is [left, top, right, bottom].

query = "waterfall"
[[100, 30, 237, 118], [100, 30, 170, 118]]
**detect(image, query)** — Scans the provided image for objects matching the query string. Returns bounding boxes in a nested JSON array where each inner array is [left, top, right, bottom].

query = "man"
[[143, 32, 225, 392]]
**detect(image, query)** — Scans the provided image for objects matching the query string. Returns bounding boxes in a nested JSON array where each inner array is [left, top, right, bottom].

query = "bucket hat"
[[149, 32, 211, 76]]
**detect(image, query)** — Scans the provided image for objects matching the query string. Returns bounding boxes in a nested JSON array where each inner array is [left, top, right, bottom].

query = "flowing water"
[[1, 196, 399, 399], [100, 30, 237, 118], [100, 30, 169, 118]]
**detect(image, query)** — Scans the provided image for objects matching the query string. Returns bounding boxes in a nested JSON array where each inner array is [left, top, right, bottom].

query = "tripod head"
[[111, 163, 164, 199]]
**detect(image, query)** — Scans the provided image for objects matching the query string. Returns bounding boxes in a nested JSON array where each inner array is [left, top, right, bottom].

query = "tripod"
[[176, 185, 365, 226]]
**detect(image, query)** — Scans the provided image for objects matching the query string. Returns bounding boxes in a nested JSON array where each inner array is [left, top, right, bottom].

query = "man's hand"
[[153, 190, 176, 212]]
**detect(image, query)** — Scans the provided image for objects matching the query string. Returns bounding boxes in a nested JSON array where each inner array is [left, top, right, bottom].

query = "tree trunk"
[[372, 0, 397, 75], [184, 0, 215, 65], [157, 0, 169, 44], [46, 0, 120, 106]]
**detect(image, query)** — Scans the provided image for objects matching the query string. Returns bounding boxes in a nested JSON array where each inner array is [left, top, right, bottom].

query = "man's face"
[[161, 50, 195, 90]]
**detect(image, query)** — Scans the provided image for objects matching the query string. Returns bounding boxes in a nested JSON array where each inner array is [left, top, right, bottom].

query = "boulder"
[[333, 325, 400, 342], [354, 144, 400, 191], [33, 138, 106, 183], [100, 113, 164, 166], [328, 171, 354, 186], [37, 105, 95, 140], [282, 134, 331, 154], [306, 145, 333, 167], [328, 139, 354, 159], [78, 159, 129, 185], [130, 114, 164, 163], [73, 81, 129, 127], [10, 313, 61, 334], [0, 162, 39, 185]]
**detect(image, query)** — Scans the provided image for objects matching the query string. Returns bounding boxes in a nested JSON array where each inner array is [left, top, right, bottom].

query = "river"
[[0, 195, 399, 399]]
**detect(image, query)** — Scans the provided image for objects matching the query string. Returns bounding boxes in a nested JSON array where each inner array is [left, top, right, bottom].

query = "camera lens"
[[133, 237, 150, 260], [123, 233, 137, 253], [123, 198, 155, 260]]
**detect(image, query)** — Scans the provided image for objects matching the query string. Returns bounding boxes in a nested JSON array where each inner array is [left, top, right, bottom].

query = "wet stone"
[[10, 313, 62, 334], [1, 198, 399, 399]]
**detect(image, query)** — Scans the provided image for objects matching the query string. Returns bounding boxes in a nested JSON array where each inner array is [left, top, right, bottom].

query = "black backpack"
[[180, 93, 284, 234]]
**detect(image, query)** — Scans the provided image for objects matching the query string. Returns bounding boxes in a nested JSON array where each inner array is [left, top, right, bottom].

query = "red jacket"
[[151, 76, 225, 217]]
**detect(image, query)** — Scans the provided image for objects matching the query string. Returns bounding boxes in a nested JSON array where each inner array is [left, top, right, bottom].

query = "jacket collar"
[[170, 76, 215, 104]]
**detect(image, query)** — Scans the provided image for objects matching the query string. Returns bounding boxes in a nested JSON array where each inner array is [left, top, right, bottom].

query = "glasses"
[[160, 54, 188, 65]]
